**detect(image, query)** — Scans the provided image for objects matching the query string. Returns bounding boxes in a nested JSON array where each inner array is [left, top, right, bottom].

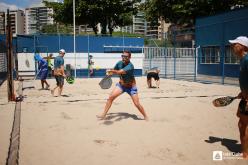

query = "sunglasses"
[[121, 55, 129, 58]]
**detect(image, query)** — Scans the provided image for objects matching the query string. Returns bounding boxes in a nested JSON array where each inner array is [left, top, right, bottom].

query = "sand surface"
[[0, 77, 247, 165]]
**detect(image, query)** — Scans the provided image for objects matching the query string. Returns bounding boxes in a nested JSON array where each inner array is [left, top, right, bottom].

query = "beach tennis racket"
[[99, 75, 112, 89], [212, 96, 238, 107], [66, 76, 75, 84]]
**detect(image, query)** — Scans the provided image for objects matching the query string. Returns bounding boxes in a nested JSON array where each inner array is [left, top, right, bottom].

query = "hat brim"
[[228, 39, 237, 44]]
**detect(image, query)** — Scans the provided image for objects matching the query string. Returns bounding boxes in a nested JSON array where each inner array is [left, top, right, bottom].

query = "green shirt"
[[47, 58, 52, 68], [114, 60, 135, 84], [239, 54, 248, 91]]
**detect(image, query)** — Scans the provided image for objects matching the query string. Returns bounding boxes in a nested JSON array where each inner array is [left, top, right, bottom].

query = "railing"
[[143, 47, 238, 85]]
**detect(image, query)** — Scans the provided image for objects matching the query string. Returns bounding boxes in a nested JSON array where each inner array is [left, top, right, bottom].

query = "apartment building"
[[0, 12, 5, 34], [10, 10, 25, 35], [0, 10, 25, 35], [120, 12, 159, 38], [25, 6, 54, 34]]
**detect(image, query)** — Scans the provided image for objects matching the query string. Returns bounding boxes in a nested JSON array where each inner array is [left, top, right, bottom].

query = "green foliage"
[[112, 31, 144, 38], [41, 24, 73, 34], [144, 38, 173, 47], [43, 0, 141, 35], [41, 24, 57, 34], [142, 0, 248, 27]]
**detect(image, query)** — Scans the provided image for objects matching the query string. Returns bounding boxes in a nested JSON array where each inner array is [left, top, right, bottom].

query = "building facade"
[[195, 7, 248, 78], [120, 11, 159, 38], [0, 12, 5, 34], [25, 6, 54, 34], [2, 10, 25, 35]]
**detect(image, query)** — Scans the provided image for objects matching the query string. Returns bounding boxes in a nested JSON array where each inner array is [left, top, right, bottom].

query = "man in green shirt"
[[97, 50, 148, 121], [51, 49, 66, 97]]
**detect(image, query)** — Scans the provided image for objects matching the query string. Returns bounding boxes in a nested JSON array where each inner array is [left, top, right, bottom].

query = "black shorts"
[[238, 100, 248, 115], [147, 72, 159, 80], [55, 75, 64, 86]]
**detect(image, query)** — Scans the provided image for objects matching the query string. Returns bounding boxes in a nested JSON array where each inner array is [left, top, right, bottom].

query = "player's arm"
[[240, 91, 248, 101], [107, 69, 126, 75], [59, 58, 66, 77], [60, 65, 66, 77]]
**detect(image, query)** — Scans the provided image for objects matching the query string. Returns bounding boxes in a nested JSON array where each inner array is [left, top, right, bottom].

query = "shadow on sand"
[[101, 112, 143, 125], [205, 136, 241, 153]]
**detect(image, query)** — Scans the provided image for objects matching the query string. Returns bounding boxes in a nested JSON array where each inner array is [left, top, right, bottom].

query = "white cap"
[[229, 36, 248, 48], [59, 49, 66, 53]]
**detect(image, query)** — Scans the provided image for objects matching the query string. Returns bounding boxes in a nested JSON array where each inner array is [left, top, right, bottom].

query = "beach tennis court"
[[0, 77, 247, 165]]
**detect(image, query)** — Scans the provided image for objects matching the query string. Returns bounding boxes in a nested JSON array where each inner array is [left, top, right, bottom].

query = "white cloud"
[[0, 0, 63, 12], [0, 2, 23, 12], [27, 0, 62, 8]]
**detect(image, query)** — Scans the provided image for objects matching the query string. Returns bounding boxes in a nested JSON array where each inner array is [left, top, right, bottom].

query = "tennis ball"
[[95, 66, 100, 70]]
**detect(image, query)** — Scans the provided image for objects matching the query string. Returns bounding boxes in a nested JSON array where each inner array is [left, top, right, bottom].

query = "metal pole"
[[6, 9, 15, 101], [173, 29, 176, 80], [57, 23, 61, 50], [221, 46, 225, 84], [33, 35, 37, 75], [122, 33, 124, 51], [87, 34, 90, 78], [221, 23, 225, 84], [15, 35, 19, 79], [164, 47, 167, 78], [58, 34, 61, 50], [73, 0, 77, 78], [194, 46, 200, 82]]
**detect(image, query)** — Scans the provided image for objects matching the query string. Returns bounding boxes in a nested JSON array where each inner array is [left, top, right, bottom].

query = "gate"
[[143, 47, 197, 81]]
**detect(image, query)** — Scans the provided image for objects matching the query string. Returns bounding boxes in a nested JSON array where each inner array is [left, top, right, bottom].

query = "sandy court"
[[0, 77, 247, 165]]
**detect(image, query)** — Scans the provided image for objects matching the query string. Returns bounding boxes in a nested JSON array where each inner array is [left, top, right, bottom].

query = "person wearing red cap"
[[229, 36, 248, 159]]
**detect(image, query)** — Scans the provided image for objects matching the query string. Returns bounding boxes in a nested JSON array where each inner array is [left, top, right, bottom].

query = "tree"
[[95, 0, 140, 35], [142, 0, 248, 27], [43, 0, 141, 35], [41, 24, 73, 34], [41, 24, 57, 34]]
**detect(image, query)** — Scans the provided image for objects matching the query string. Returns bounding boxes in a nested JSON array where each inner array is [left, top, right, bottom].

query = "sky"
[[0, 0, 62, 12]]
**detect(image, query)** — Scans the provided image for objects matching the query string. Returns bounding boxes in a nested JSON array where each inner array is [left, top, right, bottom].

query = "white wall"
[[17, 53, 144, 71]]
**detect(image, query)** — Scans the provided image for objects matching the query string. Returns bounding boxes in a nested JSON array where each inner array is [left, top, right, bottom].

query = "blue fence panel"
[[74, 69, 142, 78], [9, 35, 144, 53]]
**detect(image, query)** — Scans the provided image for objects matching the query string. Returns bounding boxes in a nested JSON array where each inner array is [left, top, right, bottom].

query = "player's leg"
[[243, 121, 248, 158], [130, 89, 148, 121], [237, 103, 248, 158], [238, 115, 248, 158], [51, 76, 59, 96], [156, 79, 160, 88], [147, 74, 152, 88], [147, 78, 152, 88], [44, 80, 50, 89], [97, 85, 123, 119], [41, 80, 44, 89], [58, 76, 64, 96], [43, 70, 49, 89]]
